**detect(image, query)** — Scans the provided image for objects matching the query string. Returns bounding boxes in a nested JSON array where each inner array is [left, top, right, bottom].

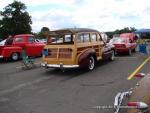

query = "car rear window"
[[49, 34, 74, 44]]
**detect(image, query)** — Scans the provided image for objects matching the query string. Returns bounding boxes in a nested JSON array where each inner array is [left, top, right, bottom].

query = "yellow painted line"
[[127, 56, 150, 80]]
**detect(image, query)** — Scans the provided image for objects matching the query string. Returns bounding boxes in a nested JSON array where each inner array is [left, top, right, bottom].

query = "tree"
[[33, 32, 45, 39], [0, 0, 32, 39], [33, 27, 50, 39], [106, 27, 137, 38], [41, 27, 50, 38]]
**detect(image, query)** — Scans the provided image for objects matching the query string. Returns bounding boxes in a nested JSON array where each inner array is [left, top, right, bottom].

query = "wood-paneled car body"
[[114, 73, 150, 113], [42, 28, 115, 70]]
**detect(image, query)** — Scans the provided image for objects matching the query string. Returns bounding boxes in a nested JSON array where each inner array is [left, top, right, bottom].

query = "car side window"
[[77, 33, 90, 43], [14, 37, 24, 42], [84, 33, 90, 42], [77, 34, 84, 43], [91, 33, 97, 42], [64, 34, 72, 42], [28, 37, 35, 43]]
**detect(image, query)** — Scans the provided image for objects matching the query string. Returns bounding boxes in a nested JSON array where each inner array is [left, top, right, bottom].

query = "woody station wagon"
[[41, 28, 115, 70]]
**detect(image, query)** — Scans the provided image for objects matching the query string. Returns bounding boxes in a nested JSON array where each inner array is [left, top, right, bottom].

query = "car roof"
[[49, 28, 100, 35], [120, 33, 134, 36], [112, 37, 129, 41], [14, 34, 34, 37]]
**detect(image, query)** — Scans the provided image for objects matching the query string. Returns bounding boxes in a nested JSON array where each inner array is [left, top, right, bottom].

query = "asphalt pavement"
[[0, 53, 150, 113]]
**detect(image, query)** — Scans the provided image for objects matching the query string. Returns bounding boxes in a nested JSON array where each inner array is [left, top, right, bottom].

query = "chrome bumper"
[[0, 56, 3, 58], [114, 91, 132, 113], [41, 63, 79, 69]]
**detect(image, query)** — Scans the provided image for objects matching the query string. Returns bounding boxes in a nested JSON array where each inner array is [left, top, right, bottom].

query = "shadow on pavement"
[[42, 60, 114, 82]]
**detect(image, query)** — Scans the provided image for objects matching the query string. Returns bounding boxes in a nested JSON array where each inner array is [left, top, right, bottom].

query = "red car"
[[109, 37, 137, 55], [0, 34, 45, 61]]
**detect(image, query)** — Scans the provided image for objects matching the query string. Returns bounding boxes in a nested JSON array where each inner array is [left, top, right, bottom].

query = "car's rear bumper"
[[41, 63, 79, 69], [0, 55, 3, 58], [116, 48, 129, 52]]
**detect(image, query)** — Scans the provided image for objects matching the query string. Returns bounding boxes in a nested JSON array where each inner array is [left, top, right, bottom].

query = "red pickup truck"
[[0, 34, 45, 61]]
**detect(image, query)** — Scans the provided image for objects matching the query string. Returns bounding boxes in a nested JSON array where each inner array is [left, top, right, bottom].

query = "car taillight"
[[128, 102, 148, 111], [128, 102, 138, 107]]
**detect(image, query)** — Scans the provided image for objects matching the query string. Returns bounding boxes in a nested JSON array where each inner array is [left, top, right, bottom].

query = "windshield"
[[0, 39, 6, 46], [47, 34, 74, 44], [109, 38, 126, 43]]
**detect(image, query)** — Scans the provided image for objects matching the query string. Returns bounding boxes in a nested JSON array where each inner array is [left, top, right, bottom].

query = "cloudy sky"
[[1, 0, 150, 32]]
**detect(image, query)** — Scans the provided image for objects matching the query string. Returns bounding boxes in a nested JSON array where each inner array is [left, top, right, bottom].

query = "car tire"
[[132, 48, 136, 52], [114, 50, 117, 55], [109, 50, 115, 61], [128, 49, 132, 56], [88, 56, 95, 71], [11, 53, 19, 61]]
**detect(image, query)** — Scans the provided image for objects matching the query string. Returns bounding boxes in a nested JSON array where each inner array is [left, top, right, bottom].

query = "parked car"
[[42, 28, 115, 71], [0, 34, 45, 61], [114, 72, 150, 113], [109, 37, 137, 55]]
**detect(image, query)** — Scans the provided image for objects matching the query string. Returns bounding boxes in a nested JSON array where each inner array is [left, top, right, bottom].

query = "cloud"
[[1, 0, 150, 32], [31, 9, 76, 31], [19, 0, 78, 7]]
